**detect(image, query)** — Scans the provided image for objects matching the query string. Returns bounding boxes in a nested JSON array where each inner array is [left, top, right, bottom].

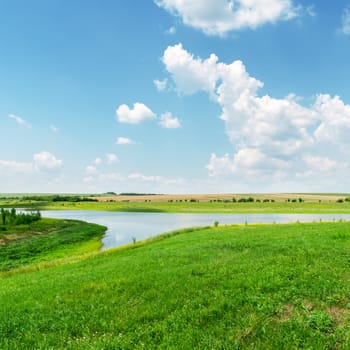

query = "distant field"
[[1, 193, 350, 215], [1, 193, 349, 202], [94, 193, 349, 203]]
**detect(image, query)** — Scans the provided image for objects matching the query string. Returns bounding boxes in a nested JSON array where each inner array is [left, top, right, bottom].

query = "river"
[[40, 210, 350, 249]]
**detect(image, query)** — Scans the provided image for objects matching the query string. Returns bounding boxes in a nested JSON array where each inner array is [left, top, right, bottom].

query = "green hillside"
[[2, 222, 350, 349]]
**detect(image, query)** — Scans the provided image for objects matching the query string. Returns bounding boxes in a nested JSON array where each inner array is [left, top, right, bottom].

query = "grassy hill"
[[2, 221, 350, 349]]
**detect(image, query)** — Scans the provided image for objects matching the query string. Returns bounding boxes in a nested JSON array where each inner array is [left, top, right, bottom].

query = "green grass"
[[3, 198, 350, 213], [0, 218, 106, 272], [2, 221, 350, 348]]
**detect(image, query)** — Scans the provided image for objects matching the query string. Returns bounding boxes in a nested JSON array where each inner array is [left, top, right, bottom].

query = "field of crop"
[[2, 221, 350, 349], [2, 193, 350, 214]]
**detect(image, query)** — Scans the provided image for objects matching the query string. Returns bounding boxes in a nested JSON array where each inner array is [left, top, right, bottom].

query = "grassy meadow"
[[2, 221, 350, 349], [0, 217, 106, 273]]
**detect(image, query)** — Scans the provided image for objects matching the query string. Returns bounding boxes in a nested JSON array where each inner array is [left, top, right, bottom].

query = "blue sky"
[[1, 0, 350, 194]]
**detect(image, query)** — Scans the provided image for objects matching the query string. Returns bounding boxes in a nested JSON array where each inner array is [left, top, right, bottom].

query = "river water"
[[40, 210, 350, 250]]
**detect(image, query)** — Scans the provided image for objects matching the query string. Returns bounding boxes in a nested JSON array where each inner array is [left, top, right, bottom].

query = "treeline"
[[22, 195, 98, 202], [1, 208, 41, 226], [119, 193, 160, 196]]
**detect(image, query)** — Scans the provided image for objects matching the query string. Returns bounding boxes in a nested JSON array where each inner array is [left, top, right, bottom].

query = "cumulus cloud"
[[33, 151, 63, 171], [155, 0, 301, 35], [95, 158, 102, 165], [163, 43, 350, 188], [154, 78, 168, 91], [159, 112, 181, 128], [166, 26, 177, 35], [8, 114, 31, 128], [128, 173, 162, 182], [86, 153, 119, 175], [116, 102, 156, 124], [1, 152, 63, 175], [341, 8, 350, 35], [0, 160, 33, 174], [163, 43, 219, 96], [106, 153, 119, 164], [116, 137, 135, 145], [86, 165, 97, 174]]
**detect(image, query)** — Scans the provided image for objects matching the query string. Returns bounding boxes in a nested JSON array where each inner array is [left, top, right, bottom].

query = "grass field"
[[0, 218, 106, 272], [2, 221, 350, 349]]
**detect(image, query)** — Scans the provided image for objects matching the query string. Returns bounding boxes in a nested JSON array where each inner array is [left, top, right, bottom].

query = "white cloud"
[[116, 137, 135, 145], [95, 158, 102, 165], [163, 43, 219, 96], [86, 165, 97, 174], [154, 78, 168, 91], [155, 0, 301, 35], [341, 8, 350, 35], [116, 102, 156, 124], [159, 112, 181, 128], [106, 153, 119, 164], [128, 173, 162, 182], [0, 160, 33, 174], [8, 114, 31, 128], [166, 26, 177, 34], [163, 43, 350, 188], [33, 151, 63, 171]]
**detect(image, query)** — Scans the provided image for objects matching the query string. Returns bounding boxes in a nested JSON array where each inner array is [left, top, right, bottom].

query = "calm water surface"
[[40, 210, 350, 250]]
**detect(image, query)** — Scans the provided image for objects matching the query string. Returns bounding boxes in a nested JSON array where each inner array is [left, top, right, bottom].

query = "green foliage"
[[0, 208, 41, 226], [22, 195, 98, 202], [307, 311, 333, 332]]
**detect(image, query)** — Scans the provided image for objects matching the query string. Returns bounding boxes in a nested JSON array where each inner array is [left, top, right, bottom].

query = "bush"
[[1, 209, 41, 227]]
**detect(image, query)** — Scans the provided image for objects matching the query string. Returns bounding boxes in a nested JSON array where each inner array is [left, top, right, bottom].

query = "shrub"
[[0, 209, 41, 227]]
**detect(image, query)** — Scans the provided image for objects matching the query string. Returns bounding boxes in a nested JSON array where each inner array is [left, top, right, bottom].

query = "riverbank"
[[0, 218, 106, 273], [2, 221, 350, 348]]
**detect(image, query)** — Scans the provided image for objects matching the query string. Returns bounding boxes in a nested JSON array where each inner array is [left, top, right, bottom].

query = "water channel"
[[40, 210, 350, 250]]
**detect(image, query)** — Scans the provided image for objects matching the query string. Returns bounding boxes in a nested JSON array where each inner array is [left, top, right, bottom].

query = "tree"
[[1, 208, 6, 225]]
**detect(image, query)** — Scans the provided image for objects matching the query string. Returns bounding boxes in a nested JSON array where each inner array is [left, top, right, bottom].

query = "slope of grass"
[[0, 218, 106, 272], [2, 222, 350, 348]]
